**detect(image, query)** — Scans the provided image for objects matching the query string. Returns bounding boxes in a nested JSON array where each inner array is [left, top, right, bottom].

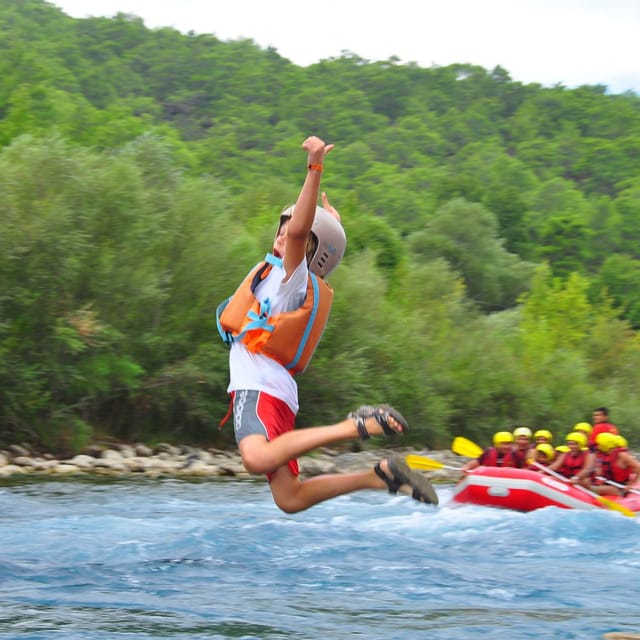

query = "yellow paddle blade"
[[452, 436, 483, 459], [405, 454, 465, 472], [405, 453, 444, 471], [405, 455, 444, 470], [596, 496, 636, 518]]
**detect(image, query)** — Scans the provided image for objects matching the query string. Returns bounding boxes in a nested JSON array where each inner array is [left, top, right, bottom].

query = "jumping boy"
[[217, 136, 438, 513]]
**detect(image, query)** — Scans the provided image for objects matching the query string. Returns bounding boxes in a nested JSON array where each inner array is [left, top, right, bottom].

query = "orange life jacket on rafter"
[[216, 254, 333, 375]]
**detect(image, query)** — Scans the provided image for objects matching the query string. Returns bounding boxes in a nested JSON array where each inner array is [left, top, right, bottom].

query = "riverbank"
[[0, 442, 463, 483]]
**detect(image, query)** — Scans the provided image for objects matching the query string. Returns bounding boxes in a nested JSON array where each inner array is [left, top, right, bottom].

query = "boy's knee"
[[239, 444, 275, 475], [272, 493, 302, 514], [240, 452, 268, 475]]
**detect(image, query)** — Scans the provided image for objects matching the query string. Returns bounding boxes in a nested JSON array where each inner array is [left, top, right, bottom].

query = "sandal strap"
[[348, 404, 408, 440], [373, 409, 396, 436], [387, 455, 439, 505], [374, 462, 401, 494], [355, 416, 370, 440]]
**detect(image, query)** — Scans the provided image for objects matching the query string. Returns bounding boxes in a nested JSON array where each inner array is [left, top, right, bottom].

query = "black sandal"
[[374, 455, 439, 505], [348, 404, 409, 440]]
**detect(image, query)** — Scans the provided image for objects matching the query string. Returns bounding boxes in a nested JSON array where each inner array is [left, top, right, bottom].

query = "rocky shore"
[[0, 442, 463, 484]]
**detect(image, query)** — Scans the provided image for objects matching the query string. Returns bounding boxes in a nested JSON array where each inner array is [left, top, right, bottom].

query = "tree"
[[408, 198, 535, 311], [592, 254, 640, 328], [522, 178, 594, 276]]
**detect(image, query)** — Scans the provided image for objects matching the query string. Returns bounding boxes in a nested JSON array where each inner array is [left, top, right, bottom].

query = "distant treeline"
[[1, 0, 640, 452]]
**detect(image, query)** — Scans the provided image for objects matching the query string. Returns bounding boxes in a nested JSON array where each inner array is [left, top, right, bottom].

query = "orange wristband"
[[308, 163, 323, 172]]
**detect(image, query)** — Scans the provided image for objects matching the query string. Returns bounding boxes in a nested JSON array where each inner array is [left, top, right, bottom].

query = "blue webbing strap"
[[216, 254, 282, 345], [285, 272, 320, 371]]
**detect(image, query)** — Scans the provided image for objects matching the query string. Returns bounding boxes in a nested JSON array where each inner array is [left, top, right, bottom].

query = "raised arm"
[[283, 136, 334, 277]]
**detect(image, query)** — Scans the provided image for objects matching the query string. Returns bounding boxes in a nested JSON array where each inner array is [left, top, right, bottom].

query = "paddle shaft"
[[532, 461, 599, 496], [595, 476, 640, 496]]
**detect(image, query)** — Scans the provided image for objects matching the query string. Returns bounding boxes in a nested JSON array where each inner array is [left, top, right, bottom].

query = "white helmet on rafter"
[[279, 205, 346, 277]]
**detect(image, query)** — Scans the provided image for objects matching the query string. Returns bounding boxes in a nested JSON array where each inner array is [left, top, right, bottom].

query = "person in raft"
[[461, 431, 516, 471], [216, 135, 437, 513], [511, 426, 534, 468], [589, 407, 619, 451], [592, 432, 640, 496], [528, 443, 556, 468], [546, 431, 594, 488]]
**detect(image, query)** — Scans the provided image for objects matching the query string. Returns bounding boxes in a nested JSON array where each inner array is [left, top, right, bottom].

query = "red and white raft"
[[451, 466, 640, 513]]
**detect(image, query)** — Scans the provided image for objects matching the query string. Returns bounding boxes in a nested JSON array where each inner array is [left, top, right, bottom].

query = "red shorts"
[[231, 389, 299, 479]]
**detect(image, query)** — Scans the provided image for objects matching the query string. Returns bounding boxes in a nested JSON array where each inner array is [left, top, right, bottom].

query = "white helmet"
[[279, 205, 346, 277]]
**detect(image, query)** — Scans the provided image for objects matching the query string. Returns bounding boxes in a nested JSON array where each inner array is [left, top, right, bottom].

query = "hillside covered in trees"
[[2, 0, 640, 452]]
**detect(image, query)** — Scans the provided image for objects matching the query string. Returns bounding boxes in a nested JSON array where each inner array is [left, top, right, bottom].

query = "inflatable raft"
[[451, 466, 640, 513]]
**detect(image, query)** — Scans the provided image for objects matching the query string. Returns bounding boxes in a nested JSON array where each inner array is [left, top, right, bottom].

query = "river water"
[[1, 476, 639, 639]]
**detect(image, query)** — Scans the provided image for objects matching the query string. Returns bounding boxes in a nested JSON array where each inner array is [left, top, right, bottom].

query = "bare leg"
[[238, 415, 402, 476], [268, 459, 392, 513], [593, 484, 621, 496]]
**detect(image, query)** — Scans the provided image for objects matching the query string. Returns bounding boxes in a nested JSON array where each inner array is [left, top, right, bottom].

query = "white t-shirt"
[[227, 258, 308, 413]]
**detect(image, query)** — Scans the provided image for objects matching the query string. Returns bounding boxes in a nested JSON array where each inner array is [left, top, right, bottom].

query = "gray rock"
[[135, 443, 153, 457], [0, 464, 27, 476], [101, 449, 124, 461], [8, 444, 30, 458], [0, 443, 464, 483]]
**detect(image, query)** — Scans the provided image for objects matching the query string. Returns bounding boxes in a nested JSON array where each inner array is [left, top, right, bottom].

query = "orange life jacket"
[[216, 254, 333, 375]]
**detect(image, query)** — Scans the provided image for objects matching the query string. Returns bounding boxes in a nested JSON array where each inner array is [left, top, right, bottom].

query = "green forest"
[[2, 0, 640, 453]]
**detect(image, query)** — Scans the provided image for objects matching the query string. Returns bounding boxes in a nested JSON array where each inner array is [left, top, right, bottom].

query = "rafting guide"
[[216, 135, 438, 513]]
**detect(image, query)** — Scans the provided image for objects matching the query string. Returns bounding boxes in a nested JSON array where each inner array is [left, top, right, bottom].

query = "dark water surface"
[[1, 477, 639, 639]]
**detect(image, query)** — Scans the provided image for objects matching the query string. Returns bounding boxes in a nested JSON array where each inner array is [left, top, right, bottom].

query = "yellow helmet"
[[566, 432, 587, 449], [555, 445, 570, 453], [613, 434, 628, 449], [535, 443, 555, 462], [573, 422, 592, 435], [513, 427, 532, 438], [595, 432, 618, 453], [534, 429, 553, 441], [493, 431, 514, 445]]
